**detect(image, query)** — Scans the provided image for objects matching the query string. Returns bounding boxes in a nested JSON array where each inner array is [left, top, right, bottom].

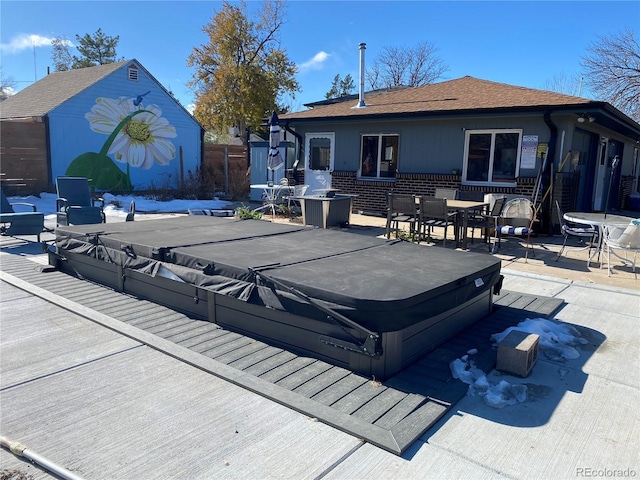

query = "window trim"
[[358, 133, 399, 179], [462, 128, 522, 187]]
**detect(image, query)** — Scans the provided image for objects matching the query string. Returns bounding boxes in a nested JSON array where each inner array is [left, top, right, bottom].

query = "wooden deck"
[[0, 253, 564, 455]]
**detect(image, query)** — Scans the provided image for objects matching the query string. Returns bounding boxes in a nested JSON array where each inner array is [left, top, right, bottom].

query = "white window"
[[360, 134, 398, 178], [463, 130, 522, 185]]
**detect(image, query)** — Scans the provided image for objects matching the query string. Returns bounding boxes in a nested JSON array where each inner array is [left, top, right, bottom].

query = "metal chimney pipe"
[[356, 42, 367, 108]]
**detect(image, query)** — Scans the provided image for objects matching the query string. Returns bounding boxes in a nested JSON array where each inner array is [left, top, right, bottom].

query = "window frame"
[[358, 133, 399, 179], [462, 129, 523, 187]]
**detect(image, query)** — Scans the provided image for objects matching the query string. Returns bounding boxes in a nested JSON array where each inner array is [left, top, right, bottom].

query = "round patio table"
[[564, 212, 636, 266]]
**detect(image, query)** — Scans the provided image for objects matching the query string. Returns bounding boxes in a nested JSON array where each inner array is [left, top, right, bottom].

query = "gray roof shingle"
[[0, 61, 128, 119], [281, 76, 595, 121]]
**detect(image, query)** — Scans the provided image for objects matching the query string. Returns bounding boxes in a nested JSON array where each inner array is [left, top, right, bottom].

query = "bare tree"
[[0, 69, 16, 100], [581, 28, 640, 122], [541, 72, 583, 97], [51, 37, 73, 71], [366, 41, 448, 90]]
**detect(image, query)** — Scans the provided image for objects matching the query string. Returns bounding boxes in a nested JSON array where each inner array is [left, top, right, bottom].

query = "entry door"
[[304, 133, 334, 194], [593, 138, 609, 211]]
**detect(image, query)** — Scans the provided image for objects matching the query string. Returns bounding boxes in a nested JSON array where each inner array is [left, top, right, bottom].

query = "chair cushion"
[[0, 211, 44, 235], [562, 225, 596, 236], [63, 206, 104, 225], [498, 225, 531, 236]]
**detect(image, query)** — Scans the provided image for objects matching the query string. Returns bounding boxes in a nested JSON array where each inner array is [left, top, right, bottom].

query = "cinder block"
[[496, 330, 540, 377]]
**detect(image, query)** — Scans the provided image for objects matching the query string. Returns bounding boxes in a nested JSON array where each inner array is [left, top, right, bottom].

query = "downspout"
[[542, 110, 558, 234]]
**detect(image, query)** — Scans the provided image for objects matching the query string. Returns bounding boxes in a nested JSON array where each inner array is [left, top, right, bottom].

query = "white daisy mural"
[[66, 94, 177, 192]]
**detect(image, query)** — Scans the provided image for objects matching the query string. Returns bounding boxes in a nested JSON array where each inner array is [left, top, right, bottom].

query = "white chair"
[[496, 197, 536, 259], [286, 184, 309, 210], [602, 221, 640, 278]]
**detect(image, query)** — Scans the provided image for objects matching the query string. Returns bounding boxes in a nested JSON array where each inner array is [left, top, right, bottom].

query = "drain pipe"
[[1, 436, 86, 480]]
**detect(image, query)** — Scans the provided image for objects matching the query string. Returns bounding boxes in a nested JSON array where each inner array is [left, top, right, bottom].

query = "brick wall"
[[331, 171, 536, 216]]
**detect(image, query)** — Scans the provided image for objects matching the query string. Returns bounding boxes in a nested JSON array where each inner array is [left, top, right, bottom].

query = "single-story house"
[[279, 75, 640, 232], [0, 59, 203, 194]]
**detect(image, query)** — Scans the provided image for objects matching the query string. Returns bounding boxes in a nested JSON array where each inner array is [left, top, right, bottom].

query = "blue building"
[[0, 59, 203, 193]]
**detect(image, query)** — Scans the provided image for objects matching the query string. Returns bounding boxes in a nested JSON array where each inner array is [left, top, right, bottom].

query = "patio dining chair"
[[601, 221, 640, 278], [435, 188, 459, 200], [416, 196, 457, 246], [555, 200, 598, 261], [467, 196, 506, 251], [56, 176, 106, 226], [0, 188, 45, 242], [385, 192, 419, 240]]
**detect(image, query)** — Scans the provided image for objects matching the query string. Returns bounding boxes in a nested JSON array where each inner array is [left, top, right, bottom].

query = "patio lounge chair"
[[56, 176, 106, 226], [0, 188, 45, 242]]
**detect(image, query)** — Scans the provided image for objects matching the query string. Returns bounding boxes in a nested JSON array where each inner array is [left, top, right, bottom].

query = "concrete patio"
[[1, 211, 638, 479]]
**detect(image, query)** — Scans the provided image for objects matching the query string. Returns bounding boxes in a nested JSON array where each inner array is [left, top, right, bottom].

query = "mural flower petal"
[[85, 97, 134, 134], [86, 96, 177, 170]]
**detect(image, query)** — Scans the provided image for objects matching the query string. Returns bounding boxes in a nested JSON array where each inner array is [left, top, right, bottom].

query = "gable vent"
[[128, 65, 139, 81]]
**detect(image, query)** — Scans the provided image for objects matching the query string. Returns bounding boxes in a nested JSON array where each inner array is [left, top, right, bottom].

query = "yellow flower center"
[[124, 120, 151, 142]]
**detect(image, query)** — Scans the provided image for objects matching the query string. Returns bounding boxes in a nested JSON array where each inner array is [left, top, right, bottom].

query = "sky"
[[1, 1, 639, 113]]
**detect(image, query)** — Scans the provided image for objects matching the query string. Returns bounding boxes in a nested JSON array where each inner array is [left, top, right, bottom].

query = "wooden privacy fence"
[[0, 120, 49, 195], [202, 144, 249, 200], [0, 123, 250, 199]]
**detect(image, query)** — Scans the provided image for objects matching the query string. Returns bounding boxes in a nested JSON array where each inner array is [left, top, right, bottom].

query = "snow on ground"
[[450, 317, 588, 408], [7, 192, 234, 221]]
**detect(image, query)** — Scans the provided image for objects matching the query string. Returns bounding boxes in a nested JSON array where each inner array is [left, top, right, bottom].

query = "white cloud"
[[0, 34, 62, 54], [297, 51, 330, 73]]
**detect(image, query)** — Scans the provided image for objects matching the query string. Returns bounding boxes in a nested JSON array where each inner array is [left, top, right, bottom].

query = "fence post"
[[224, 146, 229, 195], [179, 146, 184, 189]]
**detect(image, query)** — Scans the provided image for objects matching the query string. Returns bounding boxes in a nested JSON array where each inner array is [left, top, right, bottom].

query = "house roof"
[[0, 61, 128, 119], [280, 76, 604, 122], [0, 60, 199, 127]]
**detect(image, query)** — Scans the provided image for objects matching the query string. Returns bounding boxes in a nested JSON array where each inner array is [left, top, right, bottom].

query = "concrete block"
[[497, 330, 540, 377]]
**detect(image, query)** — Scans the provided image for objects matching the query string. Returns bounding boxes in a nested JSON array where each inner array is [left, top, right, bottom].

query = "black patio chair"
[[0, 188, 45, 242], [55, 176, 106, 226], [385, 192, 419, 240], [416, 196, 458, 246]]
